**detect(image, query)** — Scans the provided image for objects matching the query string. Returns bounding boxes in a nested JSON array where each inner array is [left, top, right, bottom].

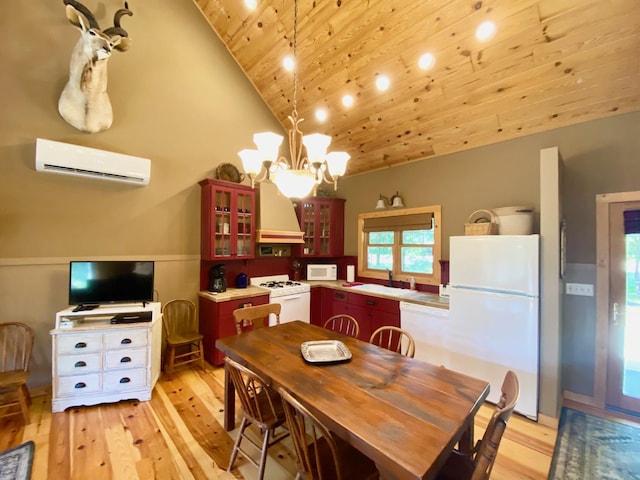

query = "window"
[[358, 206, 441, 286]]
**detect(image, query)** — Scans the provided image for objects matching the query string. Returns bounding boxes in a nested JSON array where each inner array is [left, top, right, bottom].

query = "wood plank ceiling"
[[194, 0, 640, 177]]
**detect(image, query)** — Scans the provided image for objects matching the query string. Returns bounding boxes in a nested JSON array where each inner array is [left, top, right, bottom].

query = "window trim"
[[357, 205, 441, 286]]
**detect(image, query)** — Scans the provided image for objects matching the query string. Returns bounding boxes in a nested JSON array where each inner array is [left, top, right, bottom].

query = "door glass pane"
[[624, 233, 640, 398]]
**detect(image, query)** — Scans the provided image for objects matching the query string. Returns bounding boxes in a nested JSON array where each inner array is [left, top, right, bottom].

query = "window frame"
[[357, 205, 441, 286]]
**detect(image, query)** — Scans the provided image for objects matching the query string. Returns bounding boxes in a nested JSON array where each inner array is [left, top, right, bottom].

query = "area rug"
[[0, 441, 34, 480], [548, 407, 640, 479]]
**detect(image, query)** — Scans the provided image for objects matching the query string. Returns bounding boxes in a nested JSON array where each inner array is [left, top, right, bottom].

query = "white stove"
[[250, 275, 311, 298], [250, 275, 311, 324]]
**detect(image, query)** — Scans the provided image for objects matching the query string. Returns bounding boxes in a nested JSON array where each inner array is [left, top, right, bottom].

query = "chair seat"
[[166, 331, 203, 346], [0, 371, 30, 388], [435, 451, 475, 480], [310, 435, 379, 479]]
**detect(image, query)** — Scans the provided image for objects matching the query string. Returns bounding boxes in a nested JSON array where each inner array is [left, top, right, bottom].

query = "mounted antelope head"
[[58, 0, 132, 133]]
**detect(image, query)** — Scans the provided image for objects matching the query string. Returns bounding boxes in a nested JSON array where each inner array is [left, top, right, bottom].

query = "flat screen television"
[[69, 260, 154, 310]]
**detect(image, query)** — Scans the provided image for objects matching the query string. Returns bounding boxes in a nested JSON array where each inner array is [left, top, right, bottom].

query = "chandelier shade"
[[236, 0, 349, 198]]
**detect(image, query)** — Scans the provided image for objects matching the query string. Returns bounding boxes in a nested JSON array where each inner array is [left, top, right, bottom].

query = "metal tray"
[[301, 340, 352, 364]]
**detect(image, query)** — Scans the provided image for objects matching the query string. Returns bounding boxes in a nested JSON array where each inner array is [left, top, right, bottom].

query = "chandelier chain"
[[292, 0, 298, 116]]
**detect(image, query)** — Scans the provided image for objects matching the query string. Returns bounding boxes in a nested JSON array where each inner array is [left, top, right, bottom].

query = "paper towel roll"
[[347, 265, 355, 283]]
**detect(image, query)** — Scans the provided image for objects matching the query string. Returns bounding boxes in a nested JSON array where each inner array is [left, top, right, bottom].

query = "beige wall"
[[0, 0, 283, 389]]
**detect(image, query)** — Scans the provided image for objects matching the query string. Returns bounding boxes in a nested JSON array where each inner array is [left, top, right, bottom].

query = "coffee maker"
[[208, 264, 227, 293]]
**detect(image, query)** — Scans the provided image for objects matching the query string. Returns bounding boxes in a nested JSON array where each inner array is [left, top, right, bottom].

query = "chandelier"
[[238, 0, 350, 199]]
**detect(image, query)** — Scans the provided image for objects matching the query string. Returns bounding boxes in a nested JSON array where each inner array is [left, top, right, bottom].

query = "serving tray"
[[301, 340, 352, 364]]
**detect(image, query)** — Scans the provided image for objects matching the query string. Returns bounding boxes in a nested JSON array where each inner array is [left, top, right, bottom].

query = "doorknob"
[[612, 302, 624, 325]]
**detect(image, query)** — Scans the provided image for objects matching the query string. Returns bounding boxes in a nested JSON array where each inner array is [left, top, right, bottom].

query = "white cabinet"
[[50, 303, 162, 413]]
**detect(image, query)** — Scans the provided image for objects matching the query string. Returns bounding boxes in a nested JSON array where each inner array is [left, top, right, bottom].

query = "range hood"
[[256, 181, 304, 244]]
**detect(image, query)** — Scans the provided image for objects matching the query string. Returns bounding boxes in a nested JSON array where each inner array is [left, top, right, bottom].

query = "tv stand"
[[50, 302, 161, 413], [72, 304, 100, 312]]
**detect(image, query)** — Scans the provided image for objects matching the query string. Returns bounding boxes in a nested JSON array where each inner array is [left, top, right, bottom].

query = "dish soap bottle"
[[409, 277, 416, 290]]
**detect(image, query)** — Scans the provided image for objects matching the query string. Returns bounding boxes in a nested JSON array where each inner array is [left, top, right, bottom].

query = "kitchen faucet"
[[387, 269, 393, 287]]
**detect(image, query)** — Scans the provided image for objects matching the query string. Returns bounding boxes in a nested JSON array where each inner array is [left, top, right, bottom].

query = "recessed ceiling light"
[[315, 108, 328, 122], [283, 56, 295, 72], [244, 0, 257, 10], [342, 94, 354, 107], [376, 75, 390, 91], [476, 21, 496, 42], [418, 52, 436, 70]]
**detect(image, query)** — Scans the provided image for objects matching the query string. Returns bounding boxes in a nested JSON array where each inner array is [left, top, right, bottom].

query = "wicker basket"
[[464, 209, 499, 235]]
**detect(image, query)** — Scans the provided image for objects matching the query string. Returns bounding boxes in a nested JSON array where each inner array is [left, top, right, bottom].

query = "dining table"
[[216, 320, 490, 480]]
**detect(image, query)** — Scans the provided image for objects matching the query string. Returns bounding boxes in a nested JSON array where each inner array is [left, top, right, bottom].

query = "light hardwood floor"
[[1, 364, 557, 479]]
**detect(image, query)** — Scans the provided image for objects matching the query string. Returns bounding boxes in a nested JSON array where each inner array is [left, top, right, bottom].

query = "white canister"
[[492, 206, 534, 235], [346, 265, 355, 283]]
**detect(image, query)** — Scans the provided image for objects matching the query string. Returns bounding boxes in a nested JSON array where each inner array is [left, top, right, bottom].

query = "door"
[[606, 201, 640, 413]]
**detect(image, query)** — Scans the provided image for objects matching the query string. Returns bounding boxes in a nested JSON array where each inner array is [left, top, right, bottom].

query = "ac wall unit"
[[35, 138, 151, 185]]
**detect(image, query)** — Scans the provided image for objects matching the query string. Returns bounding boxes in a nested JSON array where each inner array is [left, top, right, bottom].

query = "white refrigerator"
[[448, 235, 539, 420]]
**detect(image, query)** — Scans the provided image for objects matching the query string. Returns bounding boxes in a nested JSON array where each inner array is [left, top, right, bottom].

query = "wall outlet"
[[566, 283, 594, 296]]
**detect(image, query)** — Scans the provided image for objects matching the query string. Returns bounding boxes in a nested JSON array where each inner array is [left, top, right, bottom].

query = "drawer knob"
[[119, 377, 131, 384], [366, 300, 377, 306], [120, 338, 132, 345], [74, 382, 87, 389], [74, 342, 87, 349], [74, 361, 87, 368], [120, 356, 131, 363]]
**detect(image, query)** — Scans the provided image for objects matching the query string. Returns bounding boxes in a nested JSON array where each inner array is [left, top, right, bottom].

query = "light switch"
[[566, 283, 594, 296]]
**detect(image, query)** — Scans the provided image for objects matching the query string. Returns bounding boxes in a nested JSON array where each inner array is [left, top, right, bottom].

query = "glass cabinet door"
[[236, 192, 253, 257], [319, 203, 331, 254], [302, 201, 316, 255], [214, 190, 232, 256]]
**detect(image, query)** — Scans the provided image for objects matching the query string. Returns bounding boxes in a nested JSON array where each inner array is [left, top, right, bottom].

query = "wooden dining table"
[[216, 321, 490, 480]]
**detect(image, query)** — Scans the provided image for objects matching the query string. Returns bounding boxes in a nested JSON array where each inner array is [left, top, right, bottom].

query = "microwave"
[[307, 264, 338, 281]]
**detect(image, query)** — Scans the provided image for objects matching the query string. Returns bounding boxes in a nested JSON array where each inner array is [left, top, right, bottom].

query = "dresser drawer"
[[57, 353, 102, 374], [104, 368, 147, 390], [58, 374, 102, 395], [105, 348, 148, 369], [56, 334, 103, 354], [104, 329, 148, 349]]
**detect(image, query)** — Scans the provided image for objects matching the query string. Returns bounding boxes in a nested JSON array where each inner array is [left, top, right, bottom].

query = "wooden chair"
[[435, 370, 520, 480], [225, 357, 289, 479], [0, 322, 34, 424], [278, 386, 379, 480], [232, 303, 281, 335], [322, 314, 360, 338], [369, 326, 416, 358], [161, 299, 204, 376]]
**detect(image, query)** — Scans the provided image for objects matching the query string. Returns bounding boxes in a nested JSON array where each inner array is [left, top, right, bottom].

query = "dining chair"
[[322, 314, 360, 338], [0, 322, 35, 424], [278, 386, 379, 480], [369, 326, 416, 358], [225, 357, 289, 479], [232, 303, 281, 335], [161, 299, 204, 376], [435, 370, 520, 480]]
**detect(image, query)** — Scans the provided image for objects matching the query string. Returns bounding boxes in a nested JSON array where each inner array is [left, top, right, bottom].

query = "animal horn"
[[62, 0, 100, 30], [103, 2, 133, 38]]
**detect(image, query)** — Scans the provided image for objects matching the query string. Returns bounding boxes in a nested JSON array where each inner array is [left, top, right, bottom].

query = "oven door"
[[269, 292, 311, 325]]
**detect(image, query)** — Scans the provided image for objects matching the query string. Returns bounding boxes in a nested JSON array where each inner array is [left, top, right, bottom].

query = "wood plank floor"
[[0, 364, 559, 479]]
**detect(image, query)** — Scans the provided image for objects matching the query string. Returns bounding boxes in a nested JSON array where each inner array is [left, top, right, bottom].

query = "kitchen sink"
[[349, 283, 418, 297]]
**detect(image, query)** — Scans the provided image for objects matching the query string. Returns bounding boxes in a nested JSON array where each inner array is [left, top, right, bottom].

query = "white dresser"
[[50, 302, 162, 413]]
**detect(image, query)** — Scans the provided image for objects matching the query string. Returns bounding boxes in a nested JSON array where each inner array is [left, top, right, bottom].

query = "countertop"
[[198, 280, 449, 309], [305, 280, 450, 309]]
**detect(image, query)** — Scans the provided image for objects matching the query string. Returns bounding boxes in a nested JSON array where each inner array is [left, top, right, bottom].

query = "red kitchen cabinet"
[[322, 288, 399, 342], [295, 197, 345, 257], [199, 178, 256, 260], [198, 294, 269, 366]]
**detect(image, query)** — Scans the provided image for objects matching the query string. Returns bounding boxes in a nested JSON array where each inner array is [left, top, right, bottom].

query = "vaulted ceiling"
[[194, 0, 640, 177]]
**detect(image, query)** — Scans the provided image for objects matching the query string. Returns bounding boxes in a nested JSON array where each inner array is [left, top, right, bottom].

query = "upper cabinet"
[[295, 197, 345, 257], [199, 179, 256, 260]]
